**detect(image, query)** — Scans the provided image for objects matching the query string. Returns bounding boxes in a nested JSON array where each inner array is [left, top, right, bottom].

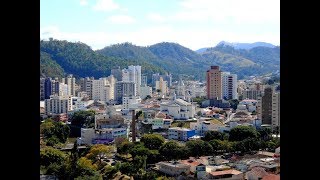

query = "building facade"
[[115, 81, 136, 104], [206, 66, 222, 100], [122, 65, 141, 95], [222, 72, 238, 100], [168, 127, 196, 141], [45, 95, 74, 115], [160, 99, 195, 120], [272, 92, 280, 130]]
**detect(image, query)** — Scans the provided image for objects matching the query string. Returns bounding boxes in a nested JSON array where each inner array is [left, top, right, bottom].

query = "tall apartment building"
[[243, 89, 263, 100], [45, 95, 74, 115], [92, 76, 115, 102], [156, 77, 168, 97], [272, 92, 280, 130], [40, 78, 45, 100], [140, 85, 152, 99], [206, 66, 222, 100], [152, 73, 172, 87], [222, 72, 238, 100], [115, 81, 136, 103], [122, 65, 141, 95], [141, 74, 148, 86], [44, 78, 53, 99], [257, 87, 273, 125], [176, 77, 186, 100], [65, 74, 76, 96]]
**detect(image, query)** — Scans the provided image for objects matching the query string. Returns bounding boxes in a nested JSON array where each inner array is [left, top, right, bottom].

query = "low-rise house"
[[155, 161, 191, 176], [160, 98, 195, 120], [78, 127, 127, 145], [190, 118, 225, 136], [168, 127, 196, 141], [180, 158, 201, 173], [208, 169, 243, 179]]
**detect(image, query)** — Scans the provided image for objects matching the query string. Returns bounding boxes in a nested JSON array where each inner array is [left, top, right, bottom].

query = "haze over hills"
[[40, 39, 280, 80], [196, 41, 277, 53]]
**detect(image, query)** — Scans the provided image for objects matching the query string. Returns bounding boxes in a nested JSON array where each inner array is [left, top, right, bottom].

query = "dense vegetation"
[[40, 39, 166, 79], [40, 39, 280, 80]]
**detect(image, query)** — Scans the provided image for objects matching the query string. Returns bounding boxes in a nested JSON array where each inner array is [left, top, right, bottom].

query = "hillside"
[[40, 39, 280, 80], [40, 39, 166, 78], [216, 41, 276, 50]]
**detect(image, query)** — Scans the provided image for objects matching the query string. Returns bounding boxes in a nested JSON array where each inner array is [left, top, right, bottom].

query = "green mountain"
[[40, 39, 166, 79], [40, 39, 280, 80]]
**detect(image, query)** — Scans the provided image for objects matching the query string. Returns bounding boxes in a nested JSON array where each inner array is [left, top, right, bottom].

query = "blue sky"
[[40, 0, 280, 50]]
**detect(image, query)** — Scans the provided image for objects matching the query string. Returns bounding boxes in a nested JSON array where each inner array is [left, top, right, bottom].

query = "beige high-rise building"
[[272, 92, 280, 129], [206, 66, 222, 99], [65, 74, 76, 96]]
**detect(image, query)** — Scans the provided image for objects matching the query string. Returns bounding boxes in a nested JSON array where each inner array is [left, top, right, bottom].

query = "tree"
[[129, 144, 151, 158], [76, 157, 99, 178], [71, 110, 96, 127], [86, 144, 113, 165], [159, 141, 183, 161], [229, 126, 259, 141], [186, 140, 213, 157], [119, 162, 135, 176], [258, 127, 272, 141], [40, 146, 67, 167], [228, 99, 239, 110], [41, 119, 70, 145], [209, 139, 233, 153], [140, 134, 165, 150], [203, 131, 225, 141], [117, 140, 135, 155]]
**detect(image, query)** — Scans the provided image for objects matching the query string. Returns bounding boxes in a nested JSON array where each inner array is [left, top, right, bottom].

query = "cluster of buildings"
[[154, 150, 280, 179], [40, 64, 280, 144]]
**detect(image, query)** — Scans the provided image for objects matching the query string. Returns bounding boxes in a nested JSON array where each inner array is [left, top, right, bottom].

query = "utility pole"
[[131, 109, 136, 142]]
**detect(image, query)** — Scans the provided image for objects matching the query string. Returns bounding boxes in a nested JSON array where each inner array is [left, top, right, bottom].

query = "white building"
[[73, 99, 94, 110], [57, 83, 68, 97], [168, 127, 195, 141], [78, 128, 127, 145], [156, 77, 168, 97], [45, 95, 74, 115], [122, 96, 142, 111], [222, 72, 238, 100], [160, 99, 195, 120], [272, 92, 280, 128], [190, 118, 225, 136], [140, 85, 152, 99], [122, 65, 141, 95], [65, 74, 76, 96], [92, 76, 115, 103]]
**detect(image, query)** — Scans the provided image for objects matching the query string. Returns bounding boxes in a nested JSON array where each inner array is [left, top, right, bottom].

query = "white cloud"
[[107, 15, 136, 24], [175, 0, 280, 25], [93, 0, 119, 11], [79, 0, 88, 6], [147, 13, 165, 23], [40, 24, 279, 51]]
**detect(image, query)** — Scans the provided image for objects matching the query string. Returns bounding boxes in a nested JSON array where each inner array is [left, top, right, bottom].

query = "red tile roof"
[[262, 174, 280, 180]]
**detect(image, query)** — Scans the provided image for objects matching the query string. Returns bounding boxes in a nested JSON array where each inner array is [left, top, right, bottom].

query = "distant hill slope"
[[40, 40, 166, 79], [40, 39, 280, 80], [216, 41, 276, 50]]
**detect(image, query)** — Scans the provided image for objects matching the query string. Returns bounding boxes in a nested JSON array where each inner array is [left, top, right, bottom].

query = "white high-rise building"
[[65, 74, 76, 96], [222, 72, 238, 100], [122, 65, 141, 95], [156, 77, 168, 97], [122, 96, 142, 110], [45, 95, 74, 115], [92, 76, 115, 102]]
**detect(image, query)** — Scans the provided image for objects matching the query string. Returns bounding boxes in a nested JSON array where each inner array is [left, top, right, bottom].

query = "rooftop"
[[209, 169, 242, 176]]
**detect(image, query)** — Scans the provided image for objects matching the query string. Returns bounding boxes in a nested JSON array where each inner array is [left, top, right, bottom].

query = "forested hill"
[[40, 40, 166, 78], [40, 39, 280, 80]]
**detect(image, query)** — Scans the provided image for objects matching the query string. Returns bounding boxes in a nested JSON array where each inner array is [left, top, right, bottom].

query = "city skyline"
[[40, 0, 280, 50]]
